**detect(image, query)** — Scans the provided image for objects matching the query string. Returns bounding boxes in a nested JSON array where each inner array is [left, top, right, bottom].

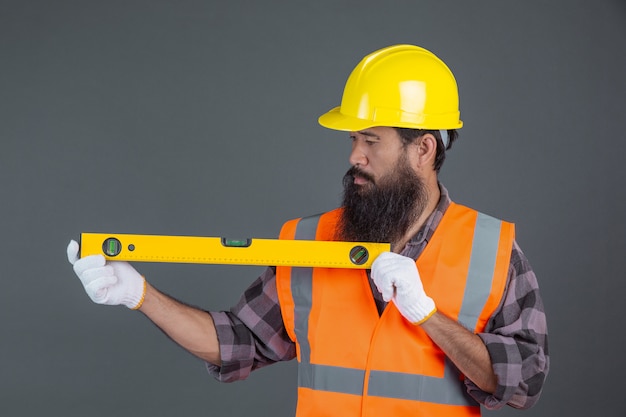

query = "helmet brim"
[[318, 107, 377, 132], [318, 106, 463, 131]]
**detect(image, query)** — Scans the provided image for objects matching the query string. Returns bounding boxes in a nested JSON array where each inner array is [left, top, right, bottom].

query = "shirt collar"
[[405, 182, 451, 247]]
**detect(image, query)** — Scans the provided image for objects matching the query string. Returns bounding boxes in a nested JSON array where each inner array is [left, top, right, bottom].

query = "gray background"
[[1, 0, 625, 416]]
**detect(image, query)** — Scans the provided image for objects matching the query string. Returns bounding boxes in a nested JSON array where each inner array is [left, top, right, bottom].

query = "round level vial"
[[102, 237, 122, 257], [349, 245, 369, 265]]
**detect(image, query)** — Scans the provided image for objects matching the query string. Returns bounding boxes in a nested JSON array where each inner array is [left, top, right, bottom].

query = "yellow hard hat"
[[318, 44, 463, 131]]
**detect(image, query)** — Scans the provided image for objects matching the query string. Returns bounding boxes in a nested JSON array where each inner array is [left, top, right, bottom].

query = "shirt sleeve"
[[205, 266, 296, 382], [465, 241, 550, 409]]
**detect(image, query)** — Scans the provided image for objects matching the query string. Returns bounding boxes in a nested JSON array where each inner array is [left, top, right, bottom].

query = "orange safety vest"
[[276, 202, 514, 417]]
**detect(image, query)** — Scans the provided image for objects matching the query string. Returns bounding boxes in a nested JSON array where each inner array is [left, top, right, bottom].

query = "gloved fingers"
[[84, 275, 119, 303], [110, 261, 141, 278], [372, 252, 410, 278], [372, 252, 434, 324], [374, 272, 395, 301], [79, 265, 115, 285], [391, 265, 419, 295], [375, 252, 416, 273], [380, 284, 395, 302], [372, 261, 396, 302], [72, 254, 107, 277], [372, 252, 419, 300], [66, 240, 80, 265]]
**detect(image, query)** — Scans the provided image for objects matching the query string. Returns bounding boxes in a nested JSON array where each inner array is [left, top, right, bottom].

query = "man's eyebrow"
[[357, 130, 380, 138]]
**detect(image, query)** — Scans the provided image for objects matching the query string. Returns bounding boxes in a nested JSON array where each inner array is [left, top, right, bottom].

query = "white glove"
[[67, 240, 146, 309], [371, 252, 436, 325]]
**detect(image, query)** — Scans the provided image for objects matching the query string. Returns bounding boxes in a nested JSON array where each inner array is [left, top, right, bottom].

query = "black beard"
[[338, 162, 428, 245]]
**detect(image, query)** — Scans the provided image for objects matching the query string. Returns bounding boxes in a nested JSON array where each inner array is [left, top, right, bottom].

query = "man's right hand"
[[67, 240, 146, 310]]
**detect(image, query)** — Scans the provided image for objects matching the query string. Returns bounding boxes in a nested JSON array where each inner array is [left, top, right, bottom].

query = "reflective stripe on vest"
[[290, 211, 504, 406]]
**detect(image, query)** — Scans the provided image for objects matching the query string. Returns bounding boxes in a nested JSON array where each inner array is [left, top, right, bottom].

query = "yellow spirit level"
[[80, 233, 390, 269]]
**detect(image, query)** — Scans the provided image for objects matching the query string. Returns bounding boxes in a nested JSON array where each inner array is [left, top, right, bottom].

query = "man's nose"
[[349, 141, 368, 167]]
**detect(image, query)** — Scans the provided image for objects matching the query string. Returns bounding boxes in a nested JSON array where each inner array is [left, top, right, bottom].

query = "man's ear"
[[410, 133, 438, 172]]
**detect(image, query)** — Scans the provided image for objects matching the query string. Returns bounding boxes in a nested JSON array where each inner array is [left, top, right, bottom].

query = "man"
[[67, 45, 549, 416]]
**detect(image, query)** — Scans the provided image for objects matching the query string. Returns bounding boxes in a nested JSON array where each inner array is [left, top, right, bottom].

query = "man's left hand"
[[371, 252, 436, 324]]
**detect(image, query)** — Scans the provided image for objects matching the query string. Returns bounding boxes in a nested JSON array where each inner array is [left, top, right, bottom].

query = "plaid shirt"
[[208, 185, 549, 410]]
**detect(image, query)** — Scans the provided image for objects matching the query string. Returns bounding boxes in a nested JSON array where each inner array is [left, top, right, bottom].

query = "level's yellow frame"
[[80, 233, 390, 269]]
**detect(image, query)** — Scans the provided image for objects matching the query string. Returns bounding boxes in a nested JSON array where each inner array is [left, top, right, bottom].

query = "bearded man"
[[67, 45, 549, 416]]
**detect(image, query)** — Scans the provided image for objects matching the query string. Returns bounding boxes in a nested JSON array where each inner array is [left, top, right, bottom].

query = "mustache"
[[344, 166, 376, 184]]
